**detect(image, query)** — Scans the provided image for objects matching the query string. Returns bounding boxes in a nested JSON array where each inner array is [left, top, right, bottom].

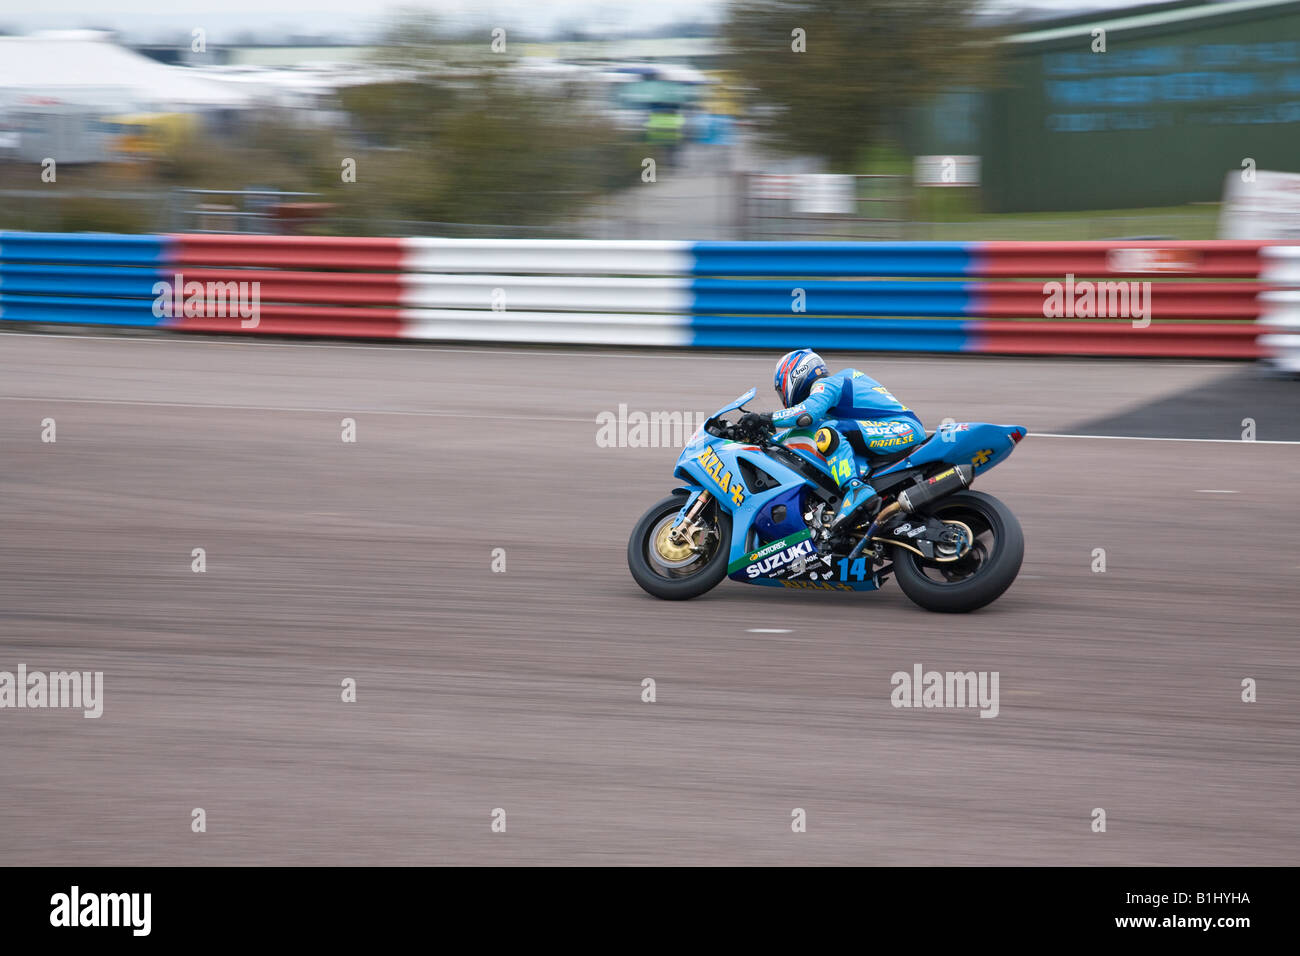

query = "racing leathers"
[[771, 369, 925, 531]]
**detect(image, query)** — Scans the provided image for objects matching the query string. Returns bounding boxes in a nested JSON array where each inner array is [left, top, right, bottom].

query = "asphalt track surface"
[[1, 331, 1297, 866]]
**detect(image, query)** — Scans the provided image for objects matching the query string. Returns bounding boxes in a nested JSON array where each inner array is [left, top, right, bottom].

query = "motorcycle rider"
[[741, 349, 925, 532]]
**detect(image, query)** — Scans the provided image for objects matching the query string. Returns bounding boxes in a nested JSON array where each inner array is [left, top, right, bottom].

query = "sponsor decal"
[[696, 446, 746, 505], [733, 528, 811, 572], [857, 419, 913, 437], [869, 436, 911, 449], [781, 579, 856, 591], [971, 449, 993, 466], [1105, 247, 1197, 274], [784, 438, 818, 453], [742, 538, 815, 579]]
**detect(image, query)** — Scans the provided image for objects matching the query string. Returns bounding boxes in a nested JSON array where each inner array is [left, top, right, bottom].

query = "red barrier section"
[[164, 268, 404, 306], [168, 235, 405, 271], [974, 321, 1263, 358], [169, 304, 403, 337], [976, 241, 1272, 278], [976, 281, 1265, 319]]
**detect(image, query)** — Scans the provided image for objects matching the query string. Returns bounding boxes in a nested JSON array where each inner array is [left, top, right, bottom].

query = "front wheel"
[[891, 490, 1023, 613], [628, 495, 732, 600]]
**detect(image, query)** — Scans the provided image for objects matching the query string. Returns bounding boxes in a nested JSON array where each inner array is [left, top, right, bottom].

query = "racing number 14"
[[837, 557, 868, 581]]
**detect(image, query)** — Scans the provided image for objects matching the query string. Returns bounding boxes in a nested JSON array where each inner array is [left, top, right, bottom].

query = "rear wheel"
[[628, 495, 731, 600], [891, 490, 1023, 613]]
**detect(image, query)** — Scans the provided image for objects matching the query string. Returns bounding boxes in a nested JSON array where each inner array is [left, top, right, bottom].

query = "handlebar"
[[706, 413, 776, 445]]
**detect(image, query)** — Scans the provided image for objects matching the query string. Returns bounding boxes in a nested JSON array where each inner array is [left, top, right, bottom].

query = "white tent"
[[0, 31, 253, 112]]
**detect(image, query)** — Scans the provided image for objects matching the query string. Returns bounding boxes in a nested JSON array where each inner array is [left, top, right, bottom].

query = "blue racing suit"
[[771, 369, 925, 492]]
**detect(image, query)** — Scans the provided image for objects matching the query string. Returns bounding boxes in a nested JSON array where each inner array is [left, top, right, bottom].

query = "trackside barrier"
[[1259, 247, 1300, 372], [0, 233, 1280, 357]]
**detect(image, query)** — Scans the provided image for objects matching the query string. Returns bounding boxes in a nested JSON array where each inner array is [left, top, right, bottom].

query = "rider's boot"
[[830, 478, 880, 532]]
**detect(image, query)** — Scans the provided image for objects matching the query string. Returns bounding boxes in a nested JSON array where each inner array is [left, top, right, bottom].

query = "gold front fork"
[[668, 491, 712, 546]]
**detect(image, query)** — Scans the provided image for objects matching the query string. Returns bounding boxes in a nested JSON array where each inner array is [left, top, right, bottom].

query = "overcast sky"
[[0, 0, 1197, 43]]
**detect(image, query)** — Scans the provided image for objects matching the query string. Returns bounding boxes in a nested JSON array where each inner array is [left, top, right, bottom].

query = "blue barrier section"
[[686, 242, 977, 350], [690, 279, 977, 317], [0, 294, 168, 326], [690, 242, 975, 278], [0, 231, 165, 264], [0, 232, 168, 327], [0, 264, 164, 297], [688, 315, 974, 352]]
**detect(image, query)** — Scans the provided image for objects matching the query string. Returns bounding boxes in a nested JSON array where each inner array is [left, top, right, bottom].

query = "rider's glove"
[[738, 412, 774, 433]]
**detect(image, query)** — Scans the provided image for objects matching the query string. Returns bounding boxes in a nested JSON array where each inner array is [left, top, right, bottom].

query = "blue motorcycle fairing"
[[673, 432, 882, 590], [873, 422, 1027, 479], [713, 387, 757, 418], [775, 437, 837, 479], [753, 485, 806, 541], [668, 388, 757, 530], [745, 573, 880, 593]]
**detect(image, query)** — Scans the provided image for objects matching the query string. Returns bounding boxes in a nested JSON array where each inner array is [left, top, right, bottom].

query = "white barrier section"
[[401, 309, 691, 346], [401, 238, 693, 275], [398, 238, 693, 346], [1260, 247, 1300, 372], [399, 274, 692, 312]]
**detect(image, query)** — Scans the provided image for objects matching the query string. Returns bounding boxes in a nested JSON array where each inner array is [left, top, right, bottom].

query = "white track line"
[[1033, 432, 1300, 445]]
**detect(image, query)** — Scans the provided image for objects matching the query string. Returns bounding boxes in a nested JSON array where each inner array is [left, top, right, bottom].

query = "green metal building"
[[914, 0, 1300, 212]]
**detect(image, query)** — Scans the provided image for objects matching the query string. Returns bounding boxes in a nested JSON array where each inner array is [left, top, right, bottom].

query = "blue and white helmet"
[[773, 349, 828, 407]]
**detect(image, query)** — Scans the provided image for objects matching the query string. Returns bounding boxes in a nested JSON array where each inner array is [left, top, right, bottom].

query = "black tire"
[[891, 490, 1023, 613], [628, 495, 732, 600]]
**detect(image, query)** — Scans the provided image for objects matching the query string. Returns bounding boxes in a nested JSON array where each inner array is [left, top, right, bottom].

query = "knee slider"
[[815, 427, 839, 454]]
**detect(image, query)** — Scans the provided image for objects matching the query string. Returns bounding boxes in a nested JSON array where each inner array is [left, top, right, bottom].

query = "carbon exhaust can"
[[896, 464, 973, 513]]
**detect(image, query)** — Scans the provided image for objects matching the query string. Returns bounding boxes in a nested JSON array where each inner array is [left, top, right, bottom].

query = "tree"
[[333, 12, 641, 229], [341, 74, 642, 228], [723, 0, 1000, 170]]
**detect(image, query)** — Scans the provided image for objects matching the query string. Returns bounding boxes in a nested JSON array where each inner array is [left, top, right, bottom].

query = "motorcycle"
[[627, 387, 1027, 613]]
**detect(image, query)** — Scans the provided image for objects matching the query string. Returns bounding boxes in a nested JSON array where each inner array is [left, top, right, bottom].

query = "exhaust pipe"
[[845, 464, 975, 563], [896, 464, 973, 513]]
